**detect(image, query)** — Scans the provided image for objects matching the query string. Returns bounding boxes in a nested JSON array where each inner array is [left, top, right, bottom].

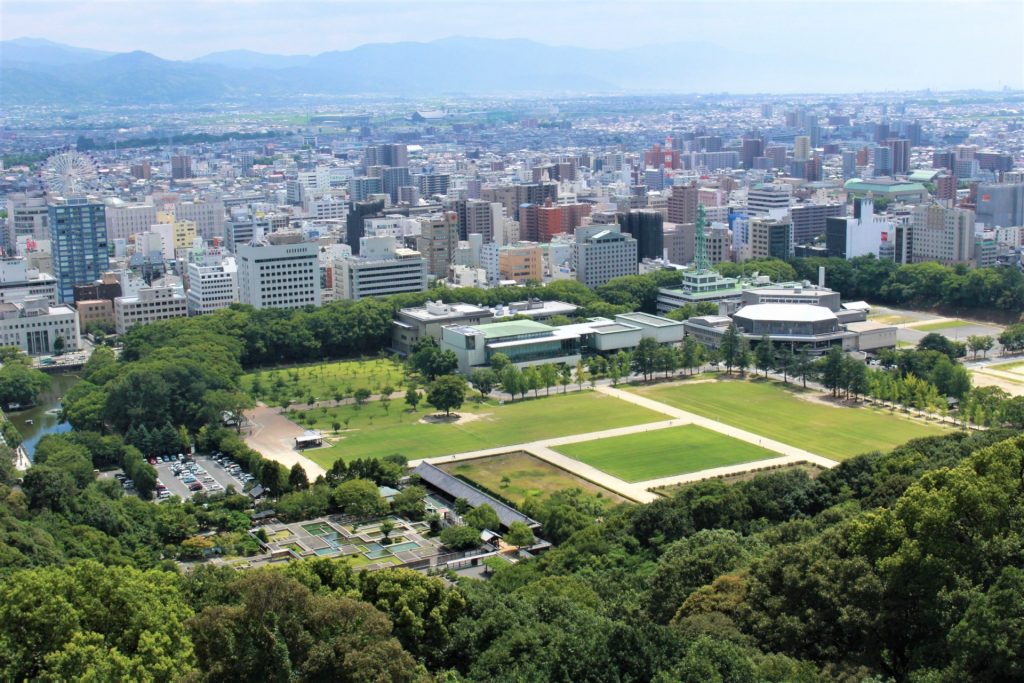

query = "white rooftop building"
[[0, 297, 80, 356], [114, 285, 188, 334]]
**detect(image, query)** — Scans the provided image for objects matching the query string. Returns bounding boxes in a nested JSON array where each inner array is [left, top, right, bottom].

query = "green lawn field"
[[628, 379, 949, 460], [300, 391, 665, 467], [242, 358, 406, 407], [911, 319, 972, 332], [555, 425, 778, 482], [440, 451, 627, 505]]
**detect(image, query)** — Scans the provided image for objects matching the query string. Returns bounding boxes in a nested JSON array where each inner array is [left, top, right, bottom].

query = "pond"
[[8, 372, 81, 460]]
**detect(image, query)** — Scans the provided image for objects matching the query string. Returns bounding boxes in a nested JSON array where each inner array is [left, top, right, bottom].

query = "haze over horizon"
[[2, 0, 1023, 93]]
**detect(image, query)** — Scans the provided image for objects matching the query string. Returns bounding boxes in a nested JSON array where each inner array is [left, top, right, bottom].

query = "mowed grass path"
[[242, 358, 406, 407], [301, 391, 665, 467], [440, 452, 627, 505], [556, 425, 779, 482], [628, 379, 949, 461]]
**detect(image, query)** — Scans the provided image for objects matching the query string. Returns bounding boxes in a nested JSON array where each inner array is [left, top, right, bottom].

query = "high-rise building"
[[825, 197, 893, 260], [748, 217, 794, 260], [346, 199, 385, 255], [933, 150, 956, 170], [349, 176, 384, 202], [667, 183, 699, 224], [415, 212, 459, 279], [884, 138, 911, 175], [236, 241, 321, 310], [104, 200, 158, 242], [842, 150, 858, 179], [573, 224, 638, 288], [171, 155, 193, 180], [747, 184, 791, 215], [336, 236, 427, 300], [498, 243, 544, 284], [618, 210, 664, 262], [910, 204, 975, 264], [975, 183, 1024, 228], [873, 146, 893, 176], [175, 198, 225, 241], [793, 136, 811, 162], [6, 193, 49, 252], [48, 197, 109, 303], [0, 257, 58, 306], [935, 175, 957, 201], [416, 173, 450, 198], [741, 137, 764, 169], [186, 255, 238, 315], [382, 167, 412, 202], [131, 161, 152, 180], [115, 285, 189, 334], [790, 203, 846, 244]]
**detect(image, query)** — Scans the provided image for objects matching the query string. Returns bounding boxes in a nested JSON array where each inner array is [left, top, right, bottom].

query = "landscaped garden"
[[439, 451, 627, 505], [554, 425, 779, 482], [297, 391, 665, 467], [627, 379, 949, 460], [241, 357, 406, 407]]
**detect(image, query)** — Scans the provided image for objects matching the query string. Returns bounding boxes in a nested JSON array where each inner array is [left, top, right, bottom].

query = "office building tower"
[[349, 176, 384, 202], [238, 152, 254, 177], [804, 157, 822, 182], [346, 199, 385, 255], [415, 212, 459, 279], [171, 155, 193, 180], [364, 143, 409, 169], [6, 193, 49, 252], [498, 243, 544, 284], [749, 217, 794, 260], [667, 183, 699, 224], [741, 137, 764, 169], [885, 138, 911, 175], [825, 197, 893, 259], [933, 150, 956, 170], [910, 204, 976, 264], [842, 150, 858, 179], [761, 103, 774, 119], [0, 258, 58, 306], [236, 241, 320, 310], [175, 198, 225, 241], [104, 200, 158, 242], [398, 186, 421, 205], [644, 167, 667, 191], [573, 224, 638, 288], [416, 173, 450, 198], [336, 236, 427, 300], [975, 183, 1024, 228], [48, 197, 109, 303], [618, 210, 664, 262], [872, 146, 893, 176], [747, 184, 791, 215], [382, 167, 412, 202], [935, 175, 957, 201], [764, 146, 788, 169], [186, 255, 238, 315], [131, 161, 152, 180], [225, 211, 271, 251], [790, 203, 845, 244], [793, 136, 811, 162], [976, 151, 1014, 173]]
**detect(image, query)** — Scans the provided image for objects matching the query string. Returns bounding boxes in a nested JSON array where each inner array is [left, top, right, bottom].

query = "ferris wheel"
[[40, 150, 98, 195]]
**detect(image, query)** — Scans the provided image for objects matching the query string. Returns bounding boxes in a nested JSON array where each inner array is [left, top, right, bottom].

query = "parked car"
[[188, 482, 203, 492]]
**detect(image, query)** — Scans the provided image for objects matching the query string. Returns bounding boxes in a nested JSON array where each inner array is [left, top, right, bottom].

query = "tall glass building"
[[48, 197, 109, 303]]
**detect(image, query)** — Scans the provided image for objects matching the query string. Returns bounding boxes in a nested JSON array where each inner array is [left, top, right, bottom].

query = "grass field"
[[871, 314, 918, 325], [242, 358, 406, 407], [911, 319, 972, 332], [628, 379, 949, 461], [440, 451, 627, 505], [300, 391, 665, 467], [988, 360, 1024, 373], [554, 425, 778, 482]]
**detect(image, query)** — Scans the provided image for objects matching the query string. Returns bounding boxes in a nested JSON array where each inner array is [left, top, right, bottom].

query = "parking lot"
[[153, 454, 251, 501]]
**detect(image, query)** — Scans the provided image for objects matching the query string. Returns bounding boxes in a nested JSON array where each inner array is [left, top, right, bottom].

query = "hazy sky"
[[3, 0, 1023, 82]]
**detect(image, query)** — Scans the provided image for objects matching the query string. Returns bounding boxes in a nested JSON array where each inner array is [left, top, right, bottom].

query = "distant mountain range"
[[0, 36, 1010, 106]]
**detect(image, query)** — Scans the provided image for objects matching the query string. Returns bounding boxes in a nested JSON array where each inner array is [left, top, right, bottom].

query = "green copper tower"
[[693, 203, 709, 272]]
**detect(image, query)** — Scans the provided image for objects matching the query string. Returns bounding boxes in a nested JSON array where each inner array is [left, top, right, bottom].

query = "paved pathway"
[[244, 406, 327, 479]]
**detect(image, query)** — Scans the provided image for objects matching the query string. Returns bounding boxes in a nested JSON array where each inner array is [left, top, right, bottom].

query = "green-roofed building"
[[441, 318, 582, 372], [844, 178, 928, 202]]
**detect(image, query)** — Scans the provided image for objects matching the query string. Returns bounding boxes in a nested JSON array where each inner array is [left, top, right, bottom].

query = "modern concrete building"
[[747, 184, 791, 215], [0, 258, 58, 306], [104, 200, 158, 243], [749, 217, 794, 260], [114, 285, 189, 334], [441, 319, 582, 373], [335, 235, 427, 301], [975, 182, 1024, 228], [415, 212, 459, 279], [573, 224, 638, 288], [6, 193, 50, 251], [392, 300, 494, 355], [186, 256, 239, 315], [237, 241, 320, 310], [910, 204, 976, 265], [498, 243, 543, 284], [48, 197, 109, 303], [790, 203, 845, 244], [825, 197, 894, 259], [844, 178, 928, 203], [0, 297, 80, 356], [76, 299, 115, 333], [175, 198, 226, 241]]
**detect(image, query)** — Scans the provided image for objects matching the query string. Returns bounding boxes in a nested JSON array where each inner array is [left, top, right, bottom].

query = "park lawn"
[[911, 319, 972, 332], [988, 360, 1024, 373], [440, 451, 627, 505], [241, 358, 406, 407], [555, 425, 778, 482], [653, 462, 826, 496], [871, 314, 918, 325], [301, 391, 665, 467], [628, 379, 949, 461]]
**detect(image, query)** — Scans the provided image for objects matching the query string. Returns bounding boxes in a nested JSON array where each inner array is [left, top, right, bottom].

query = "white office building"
[[114, 285, 188, 334], [104, 200, 158, 242], [0, 258, 58, 306], [335, 235, 428, 301], [175, 198, 226, 241], [747, 184, 792, 215], [236, 241, 321, 310], [573, 224, 638, 289], [186, 256, 239, 315], [911, 204, 976, 265]]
